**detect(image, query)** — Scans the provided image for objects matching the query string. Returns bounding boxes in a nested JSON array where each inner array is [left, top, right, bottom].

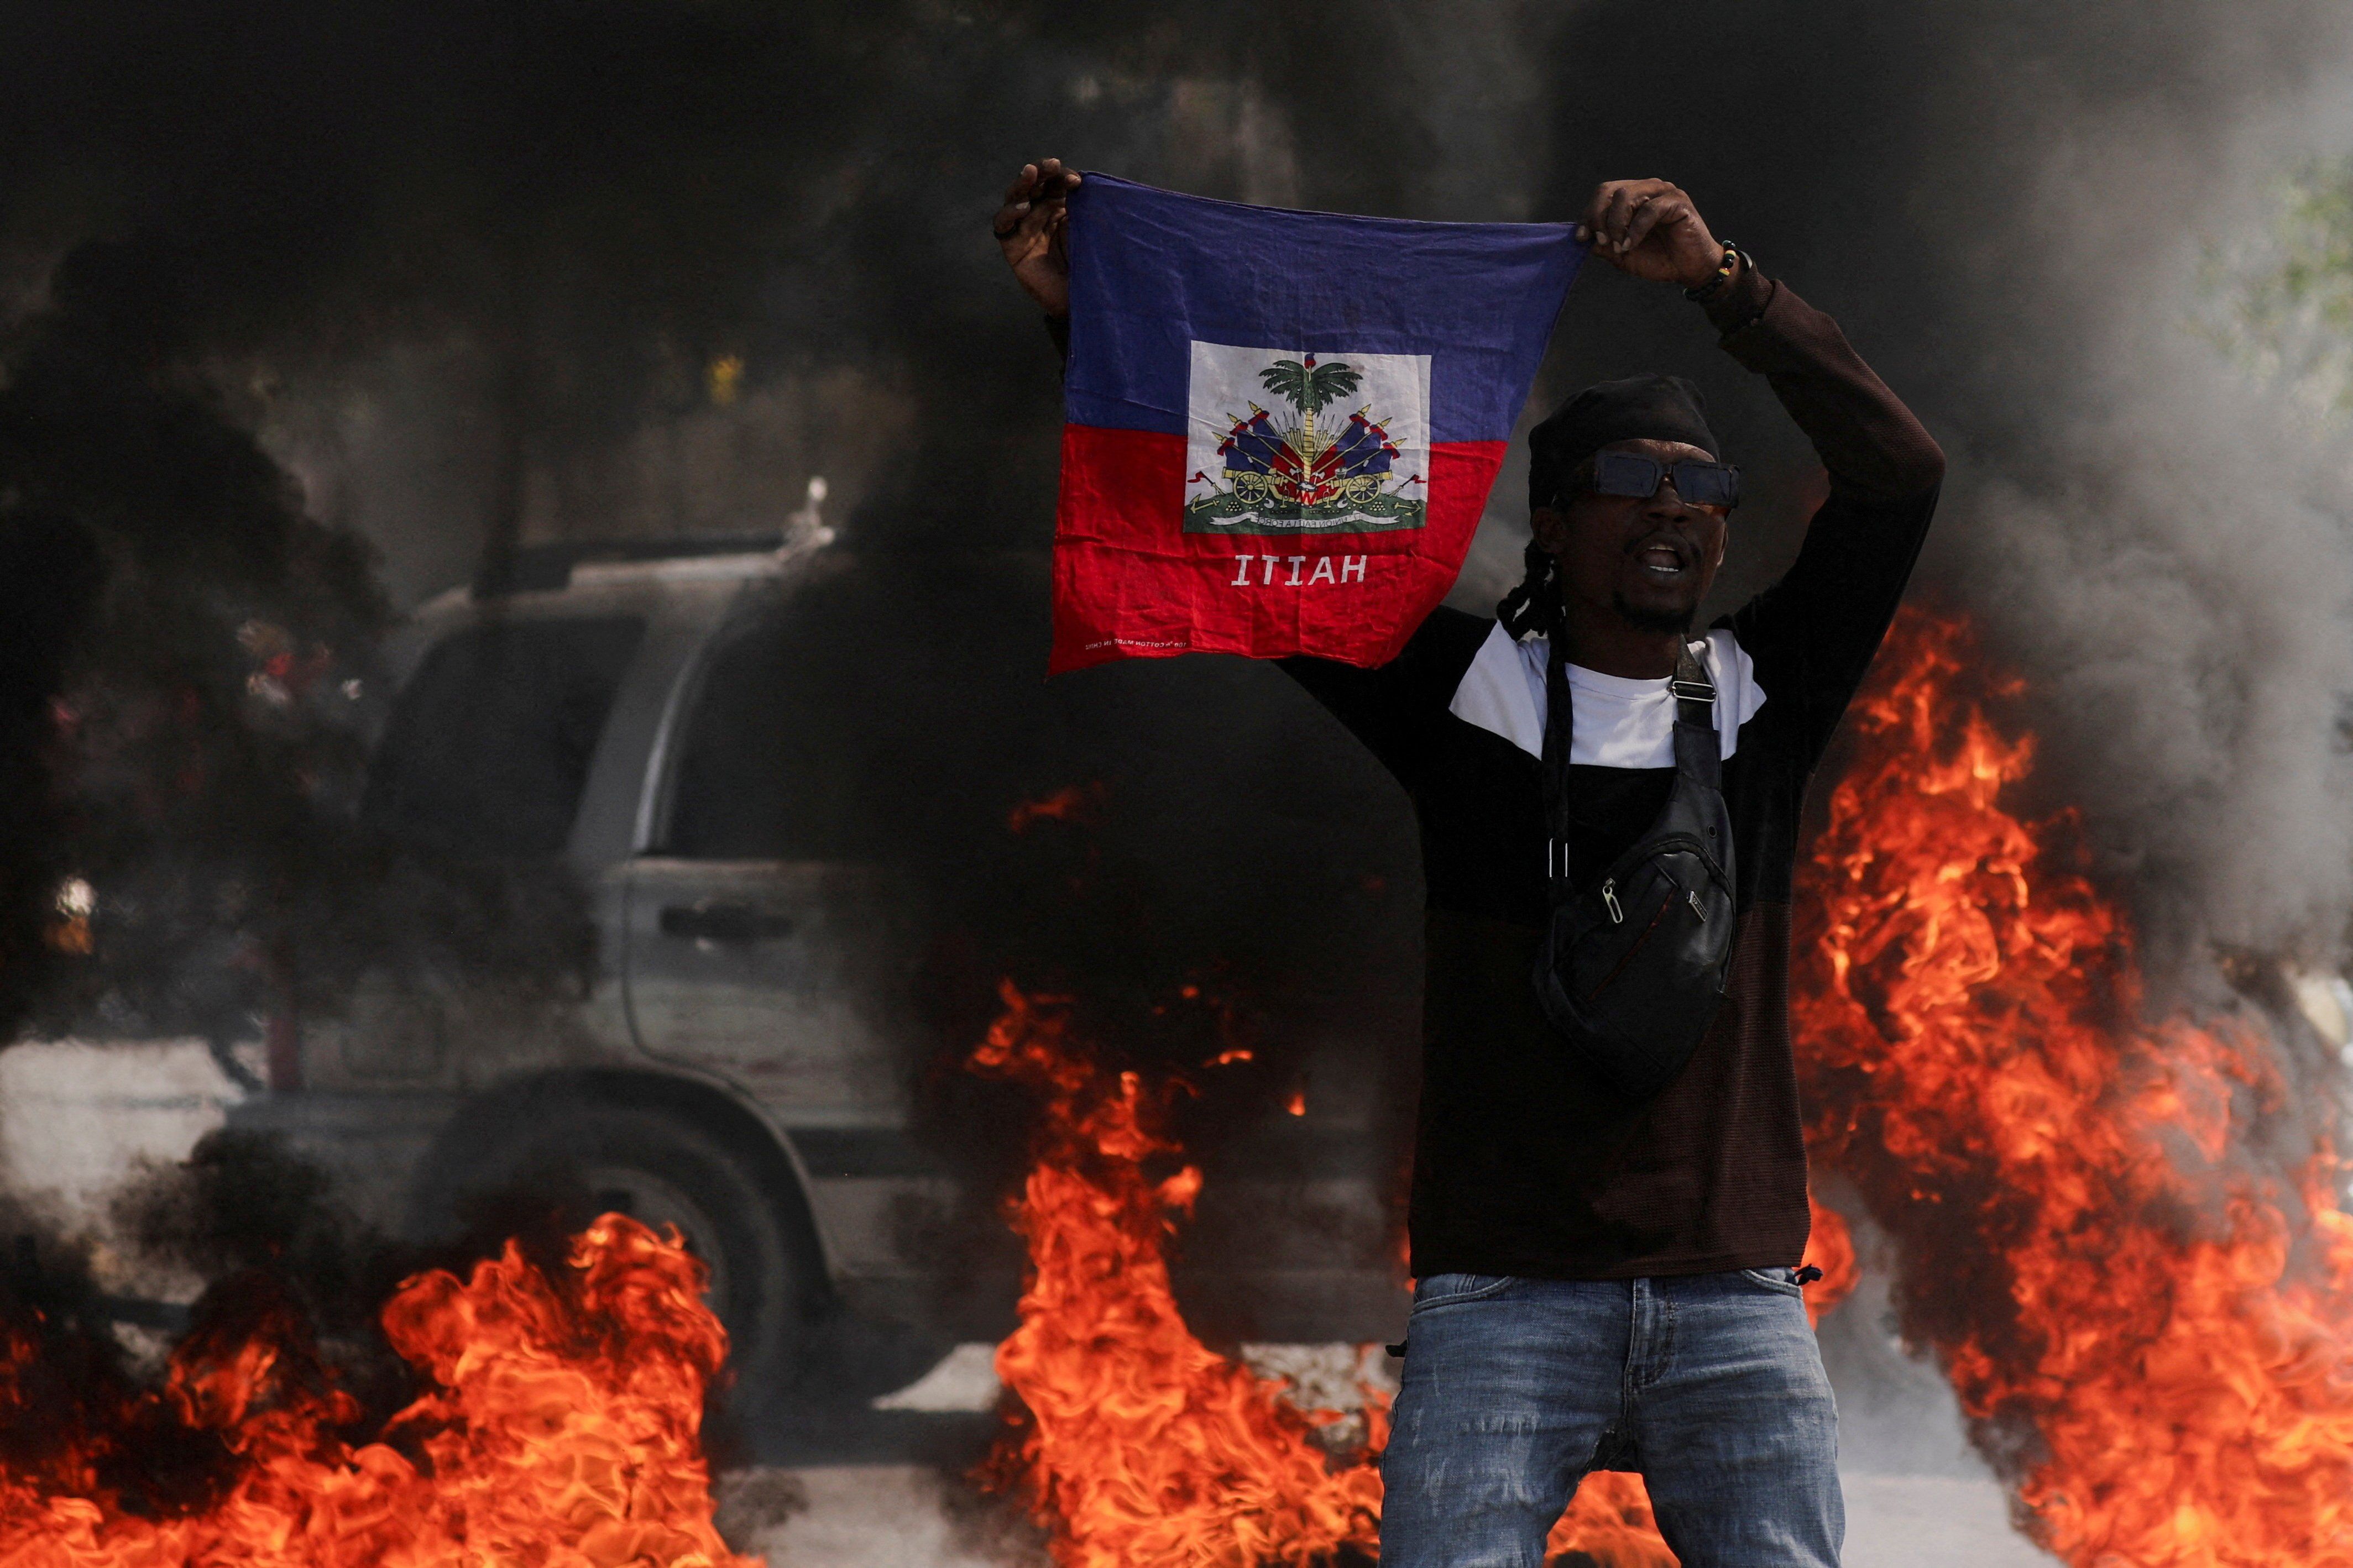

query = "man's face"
[[1530, 437, 1730, 636]]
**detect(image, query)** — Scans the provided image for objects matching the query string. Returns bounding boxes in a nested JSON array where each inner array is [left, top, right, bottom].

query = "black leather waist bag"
[[1531, 637, 1736, 1100]]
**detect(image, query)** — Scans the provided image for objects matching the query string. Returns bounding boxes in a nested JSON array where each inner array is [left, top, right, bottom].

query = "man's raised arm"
[[1574, 177, 1944, 504], [1569, 175, 1952, 759], [995, 158, 1079, 347], [1702, 265, 1946, 503]]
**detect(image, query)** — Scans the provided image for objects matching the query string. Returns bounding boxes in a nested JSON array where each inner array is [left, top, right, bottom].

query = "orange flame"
[[1795, 607, 2353, 1564], [1009, 785, 1099, 834], [971, 979, 1385, 1566], [0, 1215, 758, 1568], [971, 974, 1853, 1567], [978, 605, 2353, 1564], [1802, 1194, 1859, 1323]]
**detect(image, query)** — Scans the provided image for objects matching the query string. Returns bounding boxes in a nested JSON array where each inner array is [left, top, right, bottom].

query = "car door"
[[331, 610, 651, 1091], [621, 592, 913, 1116]]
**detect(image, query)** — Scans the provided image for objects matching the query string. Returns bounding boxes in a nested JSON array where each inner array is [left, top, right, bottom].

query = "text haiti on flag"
[[1050, 172, 1586, 674]]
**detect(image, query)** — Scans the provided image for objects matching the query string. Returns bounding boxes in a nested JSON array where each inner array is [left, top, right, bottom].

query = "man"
[[996, 159, 1943, 1567]]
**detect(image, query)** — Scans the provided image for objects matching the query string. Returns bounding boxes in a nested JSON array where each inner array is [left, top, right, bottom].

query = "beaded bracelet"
[[1683, 242, 1745, 303]]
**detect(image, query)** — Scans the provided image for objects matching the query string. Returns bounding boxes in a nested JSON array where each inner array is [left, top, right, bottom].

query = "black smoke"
[[7, 0, 2353, 1472], [0, 0, 1457, 1135]]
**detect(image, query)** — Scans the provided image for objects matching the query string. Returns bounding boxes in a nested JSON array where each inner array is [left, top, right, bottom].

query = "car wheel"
[[427, 1100, 818, 1412]]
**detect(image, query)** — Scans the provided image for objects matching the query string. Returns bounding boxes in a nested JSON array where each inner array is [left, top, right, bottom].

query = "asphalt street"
[[0, 1039, 2051, 1566]]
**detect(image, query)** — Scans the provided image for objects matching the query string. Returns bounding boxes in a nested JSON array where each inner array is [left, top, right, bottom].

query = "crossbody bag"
[[1531, 636, 1737, 1100]]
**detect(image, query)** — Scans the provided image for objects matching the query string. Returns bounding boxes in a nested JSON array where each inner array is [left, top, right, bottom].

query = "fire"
[[1009, 785, 1099, 833], [971, 973, 1852, 1567], [981, 605, 2353, 1565], [970, 979, 1385, 1566], [0, 1215, 758, 1568], [1803, 1193, 1858, 1321], [1792, 607, 2353, 1565]]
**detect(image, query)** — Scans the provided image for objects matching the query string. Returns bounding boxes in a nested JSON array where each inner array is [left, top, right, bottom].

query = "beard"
[[1611, 591, 1696, 636]]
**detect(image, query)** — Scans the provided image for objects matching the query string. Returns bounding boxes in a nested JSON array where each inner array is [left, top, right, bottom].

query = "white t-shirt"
[[1443, 621, 1768, 766]]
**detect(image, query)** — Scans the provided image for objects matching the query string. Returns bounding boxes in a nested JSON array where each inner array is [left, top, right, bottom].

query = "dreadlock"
[[1498, 454, 1587, 641], [1496, 536, 1561, 641]]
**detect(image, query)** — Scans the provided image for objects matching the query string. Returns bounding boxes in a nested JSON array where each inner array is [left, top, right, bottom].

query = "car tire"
[[425, 1099, 818, 1413]]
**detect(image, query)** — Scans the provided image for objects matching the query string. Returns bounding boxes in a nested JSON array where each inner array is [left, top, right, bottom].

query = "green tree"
[[2202, 159, 2353, 407], [1259, 358, 1362, 415]]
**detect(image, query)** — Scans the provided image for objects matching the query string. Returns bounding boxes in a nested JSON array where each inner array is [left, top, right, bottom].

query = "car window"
[[363, 616, 646, 857], [665, 605, 876, 861]]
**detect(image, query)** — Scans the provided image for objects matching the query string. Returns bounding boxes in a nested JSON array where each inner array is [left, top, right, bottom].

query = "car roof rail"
[[471, 532, 796, 598]]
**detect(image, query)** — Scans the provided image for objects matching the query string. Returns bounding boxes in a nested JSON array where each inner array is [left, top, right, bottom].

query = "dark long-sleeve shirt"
[[1280, 264, 1944, 1278]]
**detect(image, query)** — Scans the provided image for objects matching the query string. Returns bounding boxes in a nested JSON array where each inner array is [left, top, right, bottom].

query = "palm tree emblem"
[[1258, 354, 1363, 451], [1184, 352, 1425, 534]]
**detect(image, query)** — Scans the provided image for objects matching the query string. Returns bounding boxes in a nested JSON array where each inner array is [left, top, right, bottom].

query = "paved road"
[[2, 1039, 2054, 1566], [716, 1464, 2052, 1565]]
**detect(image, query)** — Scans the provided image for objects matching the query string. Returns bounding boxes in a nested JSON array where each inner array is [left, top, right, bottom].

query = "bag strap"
[[1541, 632, 1575, 888], [1541, 636, 1721, 891], [1670, 638, 1722, 790]]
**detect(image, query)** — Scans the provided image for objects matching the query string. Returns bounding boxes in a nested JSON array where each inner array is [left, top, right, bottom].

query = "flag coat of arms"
[[1050, 172, 1586, 674]]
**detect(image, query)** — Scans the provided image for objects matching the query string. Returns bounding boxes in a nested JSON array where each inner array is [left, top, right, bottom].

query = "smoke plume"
[[8, 1, 2353, 1440], [1514, 0, 2353, 972]]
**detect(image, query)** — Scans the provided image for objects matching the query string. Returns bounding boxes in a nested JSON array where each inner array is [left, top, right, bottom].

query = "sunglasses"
[[1580, 451, 1741, 511]]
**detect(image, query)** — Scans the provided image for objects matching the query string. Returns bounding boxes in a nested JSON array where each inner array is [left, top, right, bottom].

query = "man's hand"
[[996, 159, 1081, 318], [1575, 180, 1725, 291]]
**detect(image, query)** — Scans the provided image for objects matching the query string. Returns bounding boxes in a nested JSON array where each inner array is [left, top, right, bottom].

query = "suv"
[[232, 528, 1407, 1427]]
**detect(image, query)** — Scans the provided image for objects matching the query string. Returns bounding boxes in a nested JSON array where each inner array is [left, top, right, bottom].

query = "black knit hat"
[[1526, 373, 1719, 511]]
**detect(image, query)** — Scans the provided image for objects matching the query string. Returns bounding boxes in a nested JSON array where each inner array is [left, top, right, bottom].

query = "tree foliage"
[[2201, 159, 2353, 407], [1259, 358, 1362, 415]]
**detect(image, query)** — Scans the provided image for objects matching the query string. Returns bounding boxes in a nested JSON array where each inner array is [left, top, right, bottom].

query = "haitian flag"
[[1050, 172, 1586, 674]]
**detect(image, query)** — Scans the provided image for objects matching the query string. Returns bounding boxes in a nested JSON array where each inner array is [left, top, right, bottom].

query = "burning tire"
[[415, 1092, 823, 1415]]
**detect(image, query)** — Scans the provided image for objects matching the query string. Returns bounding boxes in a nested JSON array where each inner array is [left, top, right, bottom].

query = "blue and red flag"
[[1050, 172, 1586, 673]]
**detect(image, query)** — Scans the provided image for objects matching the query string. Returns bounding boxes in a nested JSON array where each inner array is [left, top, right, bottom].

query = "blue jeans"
[[1381, 1270, 1842, 1567]]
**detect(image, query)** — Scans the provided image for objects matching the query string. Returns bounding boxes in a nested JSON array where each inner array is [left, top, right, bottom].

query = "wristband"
[[1683, 243, 1746, 303]]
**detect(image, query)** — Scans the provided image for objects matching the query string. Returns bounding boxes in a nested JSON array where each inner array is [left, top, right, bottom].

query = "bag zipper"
[[1585, 893, 1676, 1003], [1595, 830, 1731, 898], [1601, 879, 1623, 923]]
